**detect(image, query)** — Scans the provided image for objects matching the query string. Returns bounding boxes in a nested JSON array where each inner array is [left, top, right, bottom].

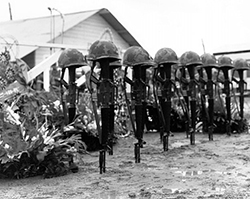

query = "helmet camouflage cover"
[[154, 48, 178, 66], [233, 58, 249, 70], [88, 40, 120, 61], [122, 46, 155, 67], [218, 56, 234, 69], [179, 51, 202, 67], [201, 53, 218, 68], [58, 48, 88, 69]]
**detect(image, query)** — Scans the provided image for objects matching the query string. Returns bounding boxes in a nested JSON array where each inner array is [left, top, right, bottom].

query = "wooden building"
[[1, 8, 141, 68]]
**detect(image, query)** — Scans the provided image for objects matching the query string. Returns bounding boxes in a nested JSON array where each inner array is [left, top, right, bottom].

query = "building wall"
[[22, 51, 36, 68], [61, 13, 130, 53], [34, 13, 130, 66]]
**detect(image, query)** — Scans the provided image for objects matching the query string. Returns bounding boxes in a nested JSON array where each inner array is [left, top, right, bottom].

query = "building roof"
[[0, 8, 141, 58]]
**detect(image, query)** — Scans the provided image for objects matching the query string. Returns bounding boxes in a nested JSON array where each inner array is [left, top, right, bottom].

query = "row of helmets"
[[57, 40, 249, 71], [136, 47, 249, 71], [57, 40, 121, 69]]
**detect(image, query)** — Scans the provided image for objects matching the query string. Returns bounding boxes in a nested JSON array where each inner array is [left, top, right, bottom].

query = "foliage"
[[213, 93, 249, 134], [77, 90, 98, 137], [0, 60, 127, 180], [195, 86, 249, 134], [0, 87, 86, 179], [0, 50, 86, 179]]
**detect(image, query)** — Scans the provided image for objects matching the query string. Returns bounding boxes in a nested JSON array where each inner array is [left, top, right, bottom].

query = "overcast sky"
[[0, 0, 250, 57]]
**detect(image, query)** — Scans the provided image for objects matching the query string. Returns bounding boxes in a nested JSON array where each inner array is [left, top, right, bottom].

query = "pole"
[[8, 3, 12, 20], [52, 8, 65, 44], [48, 7, 52, 54]]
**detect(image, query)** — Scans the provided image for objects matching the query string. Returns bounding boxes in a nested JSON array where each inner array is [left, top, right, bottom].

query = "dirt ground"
[[1, 130, 250, 199]]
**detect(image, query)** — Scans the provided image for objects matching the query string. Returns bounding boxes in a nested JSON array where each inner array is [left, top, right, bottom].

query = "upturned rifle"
[[124, 64, 148, 163], [197, 68, 209, 134], [179, 67, 190, 138], [59, 66, 78, 124], [60, 68, 69, 124], [220, 68, 232, 136], [180, 51, 203, 145], [89, 59, 116, 174], [152, 67, 166, 143], [232, 65, 248, 132], [67, 66, 77, 124], [123, 67, 137, 135], [154, 63, 175, 151], [203, 66, 216, 140], [58, 49, 89, 126], [186, 65, 199, 145]]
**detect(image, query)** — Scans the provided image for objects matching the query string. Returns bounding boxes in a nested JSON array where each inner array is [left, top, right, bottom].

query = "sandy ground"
[[1, 131, 250, 199]]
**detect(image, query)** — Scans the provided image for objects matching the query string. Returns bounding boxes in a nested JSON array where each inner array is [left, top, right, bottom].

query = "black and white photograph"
[[0, 0, 250, 198]]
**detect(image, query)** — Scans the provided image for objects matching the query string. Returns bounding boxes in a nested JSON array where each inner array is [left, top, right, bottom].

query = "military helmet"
[[233, 58, 249, 70], [58, 48, 88, 68], [179, 51, 202, 67], [218, 56, 234, 69], [201, 53, 218, 68], [88, 40, 120, 61], [122, 46, 155, 67], [154, 48, 178, 65]]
